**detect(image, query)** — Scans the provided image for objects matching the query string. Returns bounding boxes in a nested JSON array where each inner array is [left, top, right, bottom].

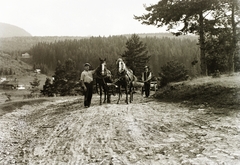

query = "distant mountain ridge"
[[0, 22, 32, 38], [0, 33, 197, 53]]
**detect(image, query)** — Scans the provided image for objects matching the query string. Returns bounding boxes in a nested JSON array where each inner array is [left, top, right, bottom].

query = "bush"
[[159, 60, 188, 87], [41, 77, 54, 97]]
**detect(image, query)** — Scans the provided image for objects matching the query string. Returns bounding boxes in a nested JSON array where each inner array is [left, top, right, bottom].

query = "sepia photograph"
[[0, 0, 239, 164]]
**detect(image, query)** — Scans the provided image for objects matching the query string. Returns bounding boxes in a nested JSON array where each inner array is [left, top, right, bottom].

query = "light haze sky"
[[0, 0, 168, 37]]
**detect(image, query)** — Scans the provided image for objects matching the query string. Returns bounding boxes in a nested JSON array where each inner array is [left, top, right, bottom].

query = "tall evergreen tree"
[[121, 34, 150, 77], [52, 60, 66, 95], [52, 59, 79, 96], [134, 0, 224, 76], [41, 77, 54, 96], [63, 58, 79, 95]]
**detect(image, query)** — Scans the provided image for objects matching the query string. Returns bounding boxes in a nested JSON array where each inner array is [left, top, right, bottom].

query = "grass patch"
[[0, 98, 49, 117], [155, 73, 240, 109]]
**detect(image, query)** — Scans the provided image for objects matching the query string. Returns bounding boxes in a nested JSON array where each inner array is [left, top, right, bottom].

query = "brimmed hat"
[[84, 63, 91, 67], [144, 66, 148, 69]]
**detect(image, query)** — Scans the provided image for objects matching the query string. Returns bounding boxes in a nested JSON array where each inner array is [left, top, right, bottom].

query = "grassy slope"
[[0, 52, 32, 75], [0, 52, 48, 105], [155, 73, 240, 109], [0, 98, 49, 117], [0, 52, 48, 85]]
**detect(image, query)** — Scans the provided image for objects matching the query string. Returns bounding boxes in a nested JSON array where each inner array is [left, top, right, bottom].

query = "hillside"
[[155, 73, 240, 109], [0, 52, 32, 75], [0, 23, 32, 38], [0, 33, 197, 53]]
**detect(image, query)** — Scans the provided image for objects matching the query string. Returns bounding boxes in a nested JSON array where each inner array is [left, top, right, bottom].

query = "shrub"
[[41, 77, 54, 97], [159, 60, 188, 87], [29, 75, 40, 94]]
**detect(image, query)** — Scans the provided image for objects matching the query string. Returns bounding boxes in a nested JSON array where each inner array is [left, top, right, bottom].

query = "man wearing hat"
[[142, 65, 152, 97], [80, 63, 95, 108]]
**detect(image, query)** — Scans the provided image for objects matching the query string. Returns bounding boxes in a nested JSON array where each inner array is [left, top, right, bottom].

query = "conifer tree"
[[41, 77, 54, 96], [159, 60, 188, 87], [52, 59, 79, 96], [52, 60, 66, 95], [134, 0, 235, 76], [62, 58, 78, 95], [121, 34, 150, 77]]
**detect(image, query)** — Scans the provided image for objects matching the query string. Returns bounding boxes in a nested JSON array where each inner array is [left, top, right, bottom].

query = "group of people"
[[80, 62, 152, 108]]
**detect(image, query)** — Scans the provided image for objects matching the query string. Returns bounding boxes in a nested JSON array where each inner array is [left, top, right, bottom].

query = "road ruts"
[[0, 94, 239, 165]]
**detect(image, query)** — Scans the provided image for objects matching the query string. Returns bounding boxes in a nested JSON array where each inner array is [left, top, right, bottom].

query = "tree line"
[[29, 35, 202, 78]]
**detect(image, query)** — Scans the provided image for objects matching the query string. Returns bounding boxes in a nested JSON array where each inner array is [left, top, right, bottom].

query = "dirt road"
[[0, 94, 240, 164]]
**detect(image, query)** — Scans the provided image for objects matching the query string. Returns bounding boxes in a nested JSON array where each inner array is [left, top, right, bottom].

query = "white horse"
[[115, 58, 137, 104]]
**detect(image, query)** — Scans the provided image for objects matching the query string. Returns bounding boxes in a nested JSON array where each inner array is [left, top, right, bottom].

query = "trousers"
[[84, 82, 93, 107], [144, 82, 150, 97]]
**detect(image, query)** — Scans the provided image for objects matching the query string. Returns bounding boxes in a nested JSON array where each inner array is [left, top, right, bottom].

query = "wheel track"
[[0, 95, 240, 164]]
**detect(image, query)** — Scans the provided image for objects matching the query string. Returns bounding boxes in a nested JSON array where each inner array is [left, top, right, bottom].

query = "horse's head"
[[98, 58, 107, 76], [116, 58, 126, 74]]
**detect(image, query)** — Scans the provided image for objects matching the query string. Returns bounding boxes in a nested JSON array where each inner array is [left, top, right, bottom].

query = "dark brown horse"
[[115, 58, 137, 104], [95, 58, 113, 105]]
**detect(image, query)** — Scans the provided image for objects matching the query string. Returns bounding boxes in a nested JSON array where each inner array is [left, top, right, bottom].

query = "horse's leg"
[[125, 85, 128, 104], [129, 85, 132, 103], [103, 85, 107, 103], [107, 93, 111, 103], [96, 81, 99, 95], [117, 85, 121, 104], [99, 85, 102, 105], [130, 85, 133, 103], [106, 86, 111, 103]]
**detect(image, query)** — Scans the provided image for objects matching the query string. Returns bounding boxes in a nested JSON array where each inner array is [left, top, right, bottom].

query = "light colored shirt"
[[80, 70, 94, 83]]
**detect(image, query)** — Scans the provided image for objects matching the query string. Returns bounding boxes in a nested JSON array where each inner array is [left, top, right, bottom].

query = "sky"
[[0, 0, 168, 37]]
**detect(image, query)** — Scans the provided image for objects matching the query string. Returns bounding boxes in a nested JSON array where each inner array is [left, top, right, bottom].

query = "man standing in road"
[[80, 63, 95, 108], [142, 66, 152, 97]]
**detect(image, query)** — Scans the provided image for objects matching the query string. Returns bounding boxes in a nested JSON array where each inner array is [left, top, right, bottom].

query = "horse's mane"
[[116, 58, 126, 71], [116, 58, 125, 65], [116, 58, 137, 82]]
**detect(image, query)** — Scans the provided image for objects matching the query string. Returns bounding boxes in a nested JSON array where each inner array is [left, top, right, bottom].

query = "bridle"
[[97, 61, 107, 77], [117, 59, 133, 81], [117, 59, 126, 74], [101, 62, 106, 76], [96, 61, 109, 85]]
